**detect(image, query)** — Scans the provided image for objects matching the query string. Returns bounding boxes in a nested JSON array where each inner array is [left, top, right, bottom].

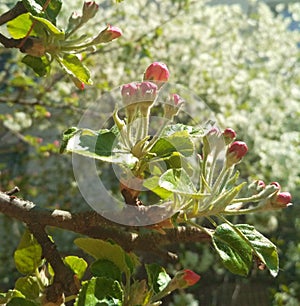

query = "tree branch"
[[0, 190, 211, 255], [0, 1, 27, 26]]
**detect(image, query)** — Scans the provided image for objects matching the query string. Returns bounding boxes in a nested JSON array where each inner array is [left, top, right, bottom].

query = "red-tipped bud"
[[257, 180, 266, 189], [271, 192, 292, 208], [223, 128, 236, 144], [82, 1, 99, 21], [144, 62, 170, 84], [121, 82, 138, 105], [226, 141, 248, 167], [182, 269, 201, 286], [172, 94, 184, 106], [270, 182, 281, 190], [170, 269, 201, 289], [139, 81, 157, 98], [94, 25, 122, 44]]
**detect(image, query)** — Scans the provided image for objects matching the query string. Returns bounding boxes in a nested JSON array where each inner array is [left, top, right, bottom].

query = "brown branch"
[[27, 222, 78, 303], [0, 190, 211, 254], [0, 1, 27, 26]]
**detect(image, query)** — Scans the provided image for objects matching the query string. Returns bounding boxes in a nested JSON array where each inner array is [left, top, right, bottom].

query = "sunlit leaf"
[[14, 230, 42, 275], [22, 55, 50, 77], [59, 54, 92, 85], [64, 256, 88, 280], [75, 277, 123, 306], [236, 224, 279, 277], [15, 276, 40, 300], [145, 263, 171, 293], [212, 223, 252, 276]]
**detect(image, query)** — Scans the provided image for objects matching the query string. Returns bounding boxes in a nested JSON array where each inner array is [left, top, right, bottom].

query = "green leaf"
[[150, 130, 194, 158], [7, 297, 37, 306], [90, 259, 122, 281], [59, 54, 92, 85], [29, 14, 64, 38], [145, 263, 171, 293], [162, 123, 205, 137], [236, 224, 279, 277], [143, 176, 172, 199], [22, 55, 50, 77], [14, 230, 42, 275], [22, 0, 62, 23], [64, 256, 88, 280], [0, 290, 25, 304], [75, 277, 123, 306], [74, 238, 139, 275], [15, 276, 40, 300], [159, 168, 208, 199], [65, 128, 137, 165], [212, 223, 252, 276], [7, 13, 36, 39], [209, 182, 246, 212]]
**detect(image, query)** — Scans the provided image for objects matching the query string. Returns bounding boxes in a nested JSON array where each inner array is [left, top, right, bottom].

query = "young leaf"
[[29, 14, 64, 39], [75, 277, 123, 306], [59, 54, 92, 85], [7, 297, 37, 306], [90, 259, 122, 281], [64, 256, 88, 280], [150, 130, 194, 158], [236, 224, 279, 277], [159, 168, 208, 199], [143, 176, 172, 199], [212, 223, 252, 276], [15, 276, 40, 300], [145, 263, 171, 293], [22, 55, 50, 77], [14, 230, 42, 275], [74, 238, 139, 275], [22, 0, 62, 23], [7, 13, 36, 39]]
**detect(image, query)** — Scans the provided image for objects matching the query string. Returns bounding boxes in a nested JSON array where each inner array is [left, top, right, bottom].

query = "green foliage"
[[14, 230, 42, 275]]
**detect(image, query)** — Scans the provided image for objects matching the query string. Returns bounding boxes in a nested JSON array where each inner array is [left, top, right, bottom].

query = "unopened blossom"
[[94, 25, 122, 44], [144, 62, 170, 88], [271, 192, 292, 208], [226, 141, 248, 168], [82, 1, 99, 22], [121, 82, 139, 105], [270, 182, 281, 189], [169, 269, 201, 290], [164, 94, 184, 120], [223, 128, 236, 144]]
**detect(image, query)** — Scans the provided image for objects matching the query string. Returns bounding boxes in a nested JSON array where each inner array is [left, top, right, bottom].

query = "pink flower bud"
[[144, 62, 170, 82], [82, 1, 99, 21], [53, 140, 60, 147], [121, 82, 138, 105], [139, 81, 157, 96], [272, 192, 292, 208], [257, 180, 266, 188], [182, 269, 201, 286], [226, 141, 248, 167], [270, 182, 281, 189], [223, 128, 236, 144], [97, 25, 122, 43], [45, 111, 51, 118], [171, 94, 184, 106]]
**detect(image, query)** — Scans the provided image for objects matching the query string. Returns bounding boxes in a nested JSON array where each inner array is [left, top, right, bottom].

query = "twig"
[[0, 190, 211, 255], [0, 1, 27, 26]]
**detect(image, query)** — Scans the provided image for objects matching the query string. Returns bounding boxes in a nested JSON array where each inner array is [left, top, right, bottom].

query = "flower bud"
[[144, 62, 170, 88], [121, 83, 139, 105], [164, 94, 184, 120], [223, 128, 236, 145], [170, 269, 201, 289], [271, 192, 292, 208], [94, 25, 122, 44], [82, 1, 99, 22], [270, 182, 281, 190], [226, 141, 248, 168], [139, 81, 158, 101]]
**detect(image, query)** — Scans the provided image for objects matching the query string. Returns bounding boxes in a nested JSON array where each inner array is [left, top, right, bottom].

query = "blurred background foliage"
[[0, 0, 299, 305]]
